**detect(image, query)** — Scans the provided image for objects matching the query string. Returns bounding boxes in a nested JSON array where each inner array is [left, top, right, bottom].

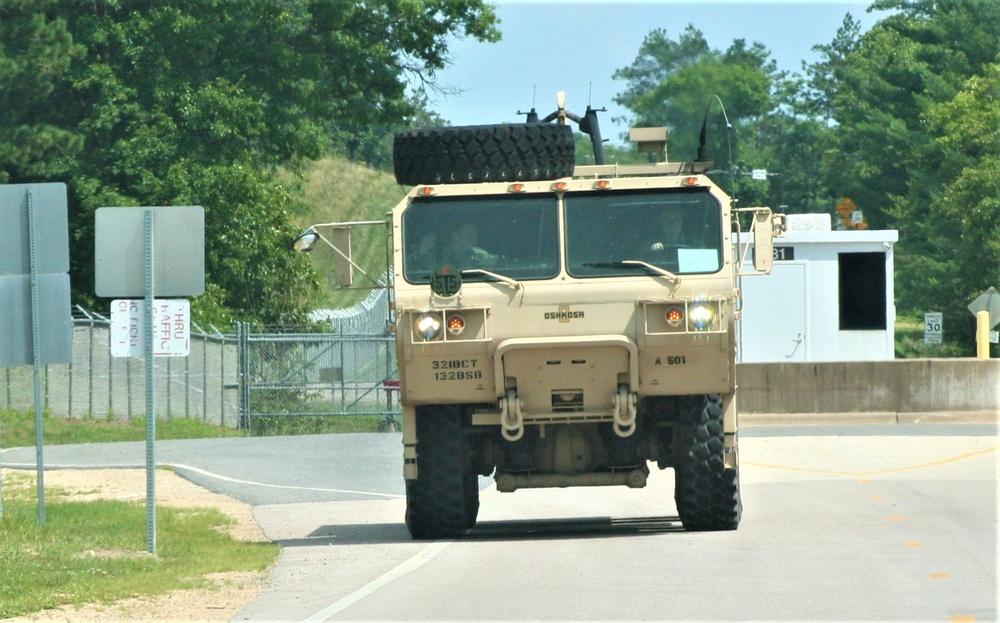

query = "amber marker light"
[[593, 180, 612, 190], [419, 186, 436, 196], [446, 314, 466, 336], [683, 177, 699, 186], [552, 181, 568, 191], [508, 183, 526, 193], [665, 306, 684, 327]]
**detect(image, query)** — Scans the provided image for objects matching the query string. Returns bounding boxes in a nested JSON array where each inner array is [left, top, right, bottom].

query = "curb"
[[741, 411, 1000, 427]]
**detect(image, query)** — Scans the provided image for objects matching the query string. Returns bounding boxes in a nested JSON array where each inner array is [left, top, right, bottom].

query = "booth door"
[[739, 262, 807, 362]]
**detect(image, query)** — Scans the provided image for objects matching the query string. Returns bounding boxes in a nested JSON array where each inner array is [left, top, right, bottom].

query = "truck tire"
[[405, 405, 472, 539], [393, 123, 576, 186], [464, 471, 480, 529], [674, 394, 742, 531]]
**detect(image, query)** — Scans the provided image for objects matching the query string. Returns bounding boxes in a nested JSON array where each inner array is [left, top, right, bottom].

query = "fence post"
[[87, 319, 94, 417], [237, 322, 249, 431], [67, 332, 73, 418], [220, 331, 226, 427]]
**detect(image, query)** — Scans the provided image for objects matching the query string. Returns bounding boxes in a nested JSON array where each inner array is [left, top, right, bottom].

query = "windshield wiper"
[[460, 268, 523, 291], [583, 260, 682, 285]]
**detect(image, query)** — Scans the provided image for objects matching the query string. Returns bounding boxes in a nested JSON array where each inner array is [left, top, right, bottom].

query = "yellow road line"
[[743, 446, 997, 477]]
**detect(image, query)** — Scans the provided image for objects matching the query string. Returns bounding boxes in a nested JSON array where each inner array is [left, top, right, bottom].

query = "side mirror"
[[291, 220, 388, 289], [752, 209, 774, 273], [290, 227, 354, 286], [291, 230, 319, 252]]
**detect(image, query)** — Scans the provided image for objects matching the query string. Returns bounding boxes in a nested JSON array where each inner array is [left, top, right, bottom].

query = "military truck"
[[296, 94, 785, 540]]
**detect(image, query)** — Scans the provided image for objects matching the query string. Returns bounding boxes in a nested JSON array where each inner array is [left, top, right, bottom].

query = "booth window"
[[839, 252, 887, 330]]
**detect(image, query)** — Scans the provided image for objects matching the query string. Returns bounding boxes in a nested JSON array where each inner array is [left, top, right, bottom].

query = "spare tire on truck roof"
[[393, 123, 576, 186]]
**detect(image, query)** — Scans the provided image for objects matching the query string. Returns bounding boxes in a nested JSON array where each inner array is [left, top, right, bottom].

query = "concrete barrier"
[[737, 359, 1000, 423]]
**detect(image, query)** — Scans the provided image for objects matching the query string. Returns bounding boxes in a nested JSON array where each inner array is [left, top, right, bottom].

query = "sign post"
[[143, 210, 156, 552], [0, 183, 73, 525], [95, 205, 204, 553]]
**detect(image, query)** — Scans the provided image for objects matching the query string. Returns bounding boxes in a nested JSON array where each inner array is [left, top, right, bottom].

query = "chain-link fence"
[[237, 325, 399, 435], [1, 311, 400, 434], [1, 311, 240, 427]]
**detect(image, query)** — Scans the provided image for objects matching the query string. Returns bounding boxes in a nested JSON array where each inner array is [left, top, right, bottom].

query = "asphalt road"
[[2, 423, 997, 622]]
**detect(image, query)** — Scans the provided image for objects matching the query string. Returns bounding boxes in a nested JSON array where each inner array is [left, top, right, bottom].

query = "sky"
[[426, 1, 889, 143]]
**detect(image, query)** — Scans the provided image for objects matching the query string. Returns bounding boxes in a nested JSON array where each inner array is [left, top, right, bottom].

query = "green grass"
[[249, 413, 395, 435], [1, 409, 244, 449], [283, 156, 407, 310], [0, 471, 279, 619], [894, 316, 970, 358]]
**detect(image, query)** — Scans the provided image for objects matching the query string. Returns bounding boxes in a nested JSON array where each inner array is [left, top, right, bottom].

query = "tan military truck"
[[298, 95, 785, 540]]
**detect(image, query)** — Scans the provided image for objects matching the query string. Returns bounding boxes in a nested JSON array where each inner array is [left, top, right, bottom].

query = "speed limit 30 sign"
[[924, 312, 943, 345]]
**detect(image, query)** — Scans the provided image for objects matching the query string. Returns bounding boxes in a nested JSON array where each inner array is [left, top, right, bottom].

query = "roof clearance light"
[[552, 181, 568, 191], [665, 306, 684, 327], [446, 314, 466, 336], [689, 303, 716, 331], [419, 186, 436, 196], [508, 183, 526, 193], [594, 180, 612, 190], [683, 177, 699, 186], [415, 313, 443, 341]]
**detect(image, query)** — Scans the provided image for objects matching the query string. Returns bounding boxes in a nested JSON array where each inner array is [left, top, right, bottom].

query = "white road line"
[[0, 460, 403, 499], [301, 541, 451, 622]]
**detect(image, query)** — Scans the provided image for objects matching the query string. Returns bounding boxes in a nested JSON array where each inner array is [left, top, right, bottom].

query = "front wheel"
[[673, 394, 742, 531], [405, 405, 473, 539]]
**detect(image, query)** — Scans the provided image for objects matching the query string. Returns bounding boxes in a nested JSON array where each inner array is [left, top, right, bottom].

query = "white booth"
[[738, 214, 898, 363]]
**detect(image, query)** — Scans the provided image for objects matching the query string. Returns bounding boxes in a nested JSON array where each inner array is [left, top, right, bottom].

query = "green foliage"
[[0, 473, 278, 619], [615, 4, 1000, 353], [611, 24, 822, 211], [894, 317, 971, 359], [821, 1, 1000, 350], [614, 26, 778, 167], [0, 408, 243, 447], [0, 0, 498, 325]]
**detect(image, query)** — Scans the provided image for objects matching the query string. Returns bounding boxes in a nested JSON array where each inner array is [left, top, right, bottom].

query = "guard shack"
[[738, 214, 899, 363]]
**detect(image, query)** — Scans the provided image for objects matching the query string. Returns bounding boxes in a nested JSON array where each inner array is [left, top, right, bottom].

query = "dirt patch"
[[3, 468, 270, 623]]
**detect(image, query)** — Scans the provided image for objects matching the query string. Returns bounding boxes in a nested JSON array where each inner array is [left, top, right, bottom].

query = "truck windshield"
[[402, 195, 560, 284], [565, 188, 724, 278]]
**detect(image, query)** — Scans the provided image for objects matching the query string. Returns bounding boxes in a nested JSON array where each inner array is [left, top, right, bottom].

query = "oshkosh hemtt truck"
[[299, 97, 784, 540]]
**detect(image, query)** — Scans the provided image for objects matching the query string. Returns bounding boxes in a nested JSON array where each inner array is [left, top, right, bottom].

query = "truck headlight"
[[415, 312, 443, 341], [688, 303, 716, 332]]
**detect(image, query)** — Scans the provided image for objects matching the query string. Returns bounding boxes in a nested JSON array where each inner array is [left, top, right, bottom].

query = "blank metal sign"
[[95, 206, 205, 298]]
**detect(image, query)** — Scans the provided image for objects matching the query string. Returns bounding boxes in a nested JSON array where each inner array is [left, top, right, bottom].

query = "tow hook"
[[499, 388, 525, 441], [612, 385, 637, 438]]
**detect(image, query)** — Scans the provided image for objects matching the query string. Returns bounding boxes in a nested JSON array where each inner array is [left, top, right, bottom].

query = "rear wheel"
[[393, 123, 576, 186], [674, 394, 742, 531], [405, 405, 472, 539]]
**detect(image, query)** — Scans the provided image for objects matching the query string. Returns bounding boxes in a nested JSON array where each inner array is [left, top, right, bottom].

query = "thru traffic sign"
[[111, 299, 190, 357]]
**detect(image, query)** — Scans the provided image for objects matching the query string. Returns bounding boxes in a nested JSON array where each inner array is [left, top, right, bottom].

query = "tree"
[[614, 27, 776, 163], [893, 65, 1000, 350], [0, 0, 499, 325], [613, 26, 811, 210], [817, 0, 1000, 350], [819, 0, 1000, 230]]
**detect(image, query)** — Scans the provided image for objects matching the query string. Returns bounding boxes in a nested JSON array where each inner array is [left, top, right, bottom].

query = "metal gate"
[[236, 325, 399, 433]]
